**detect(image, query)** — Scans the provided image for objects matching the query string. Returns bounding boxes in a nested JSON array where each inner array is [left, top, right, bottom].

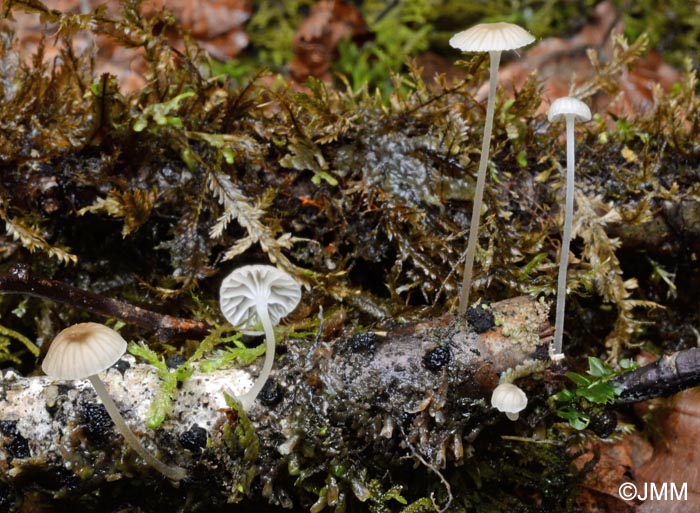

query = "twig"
[[613, 348, 700, 404], [399, 423, 453, 513], [0, 264, 212, 340]]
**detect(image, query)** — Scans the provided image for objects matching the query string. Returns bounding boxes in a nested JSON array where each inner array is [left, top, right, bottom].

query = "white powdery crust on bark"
[[0, 296, 552, 508], [0, 357, 253, 476]]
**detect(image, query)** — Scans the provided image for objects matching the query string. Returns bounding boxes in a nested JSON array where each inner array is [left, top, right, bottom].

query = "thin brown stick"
[[0, 264, 212, 340]]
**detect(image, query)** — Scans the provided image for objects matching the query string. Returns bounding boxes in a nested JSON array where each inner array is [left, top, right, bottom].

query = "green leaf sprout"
[[553, 356, 636, 431]]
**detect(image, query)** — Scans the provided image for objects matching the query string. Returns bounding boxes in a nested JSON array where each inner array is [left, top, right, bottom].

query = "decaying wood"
[[0, 296, 550, 510], [613, 348, 700, 404]]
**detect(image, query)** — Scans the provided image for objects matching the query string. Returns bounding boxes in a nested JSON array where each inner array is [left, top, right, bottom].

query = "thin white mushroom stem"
[[458, 50, 502, 316], [552, 115, 577, 355], [237, 304, 276, 411], [87, 374, 187, 481]]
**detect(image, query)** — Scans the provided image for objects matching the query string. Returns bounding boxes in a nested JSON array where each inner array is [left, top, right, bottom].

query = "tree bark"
[[613, 348, 700, 404], [0, 296, 551, 511]]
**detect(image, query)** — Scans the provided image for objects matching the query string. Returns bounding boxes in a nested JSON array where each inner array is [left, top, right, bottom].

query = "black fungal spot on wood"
[[112, 359, 131, 376], [81, 403, 114, 446], [588, 410, 618, 438], [422, 344, 452, 371], [0, 420, 30, 459], [342, 332, 379, 354], [179, 425, 208, 452], [166, 354, 186, 369], [467, 304, 495, 333], [259, 379, 284, 407]]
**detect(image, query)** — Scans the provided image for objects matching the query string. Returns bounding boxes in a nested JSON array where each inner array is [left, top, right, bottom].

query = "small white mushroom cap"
[[41, 322, 187, 481], [42, 323, 127, 380], [220, 264, 301, 329], [547, 97, 592, 123], [491, 383, 528, 421], [449, 22, 535, 53]]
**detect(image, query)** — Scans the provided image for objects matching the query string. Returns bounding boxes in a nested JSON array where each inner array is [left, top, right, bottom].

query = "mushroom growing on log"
[[219, 264, 302, 411], [449, 22, 535, 314], [1, 296, 550, 509], [41, 322, 187, 481]]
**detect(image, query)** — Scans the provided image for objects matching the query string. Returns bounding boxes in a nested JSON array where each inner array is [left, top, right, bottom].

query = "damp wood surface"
[[1, 297, 555, 510]]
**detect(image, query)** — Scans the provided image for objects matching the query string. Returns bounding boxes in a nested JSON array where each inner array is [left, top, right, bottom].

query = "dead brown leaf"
[[496, 1, 680, 118], [1, 0, 252, 92], [142, 0, 251, 61], [573, 357, 700, 513], [289, 0, 368, 83], [634, 391, 700, 512], [573, 431, 651, 511]]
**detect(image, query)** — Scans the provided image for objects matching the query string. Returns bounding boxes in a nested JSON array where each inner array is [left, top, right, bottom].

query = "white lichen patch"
[[470, 296, 550, 372], [493, 296, 549, 349], [0, 358, 255, 466], [2, 373, 57, 444], [343, 132, 444, 209], [498, 359, 550, 384], [102, 355, 254, 432]]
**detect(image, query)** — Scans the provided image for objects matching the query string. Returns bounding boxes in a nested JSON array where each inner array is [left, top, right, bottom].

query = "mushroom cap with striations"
[[220, 264, 301, 329], [491, 383, 528, 419], [547, 96, 592, 123], [449, 22, 535, 53], [41, 323, 127, 380]]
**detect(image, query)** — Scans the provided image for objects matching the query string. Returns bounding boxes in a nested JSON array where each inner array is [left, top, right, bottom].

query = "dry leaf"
[[574, 350, 700, 512], [496, 1, 680, 118], [289, 0, 367, 82]]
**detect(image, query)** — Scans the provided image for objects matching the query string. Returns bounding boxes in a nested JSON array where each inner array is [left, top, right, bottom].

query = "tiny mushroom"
[[219, 264, 301, 411], [491, 382, 528, 421], [41, 322, 187, 481], [449, 22, 535, 315], [547, 96, 592, 358]]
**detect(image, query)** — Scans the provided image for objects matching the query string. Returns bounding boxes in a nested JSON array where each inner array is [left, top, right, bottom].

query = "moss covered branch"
[[0, 265, 212, 340], [0, 297, 563, 511]]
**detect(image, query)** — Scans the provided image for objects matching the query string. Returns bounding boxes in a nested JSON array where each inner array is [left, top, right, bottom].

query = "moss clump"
[[0, 0, 699, 511]]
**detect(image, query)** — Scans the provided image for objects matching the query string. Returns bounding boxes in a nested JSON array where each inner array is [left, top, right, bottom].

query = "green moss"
[[0, 322, 38, 363], [0, 0, 699, 510], [0, 0, 698, 369], [616, 0, 700, 69]]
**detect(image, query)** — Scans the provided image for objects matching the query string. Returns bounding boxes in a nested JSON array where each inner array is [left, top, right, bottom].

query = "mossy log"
[[0, 3, 698, 511], [0, 296, 551, 512]]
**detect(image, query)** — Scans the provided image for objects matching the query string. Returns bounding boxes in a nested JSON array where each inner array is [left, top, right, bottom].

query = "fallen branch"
[[0, 296, 550, 511], [613, 348, 700, 404], [0, 264, 212, 340]]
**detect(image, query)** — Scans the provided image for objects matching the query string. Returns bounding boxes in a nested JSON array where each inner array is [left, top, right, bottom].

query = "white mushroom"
[[219, 264, 301, 410], [491, 382, 528, 421], [449, 22, 535, 315], [547, 97, 592, 358], [41, 322, 187, 481]]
